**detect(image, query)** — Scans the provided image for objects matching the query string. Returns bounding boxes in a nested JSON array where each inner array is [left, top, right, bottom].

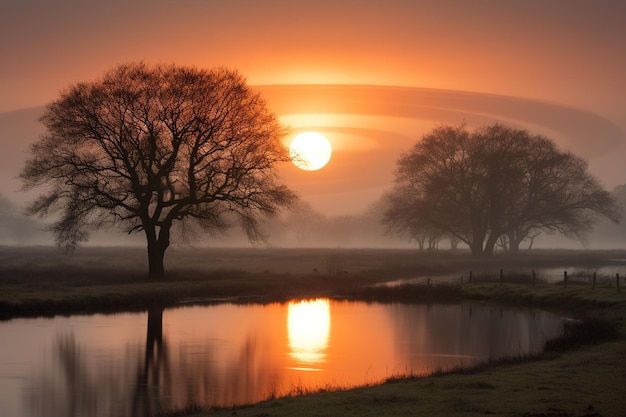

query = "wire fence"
[[456, 268, 623, 290], [379, 267, 624, 292]]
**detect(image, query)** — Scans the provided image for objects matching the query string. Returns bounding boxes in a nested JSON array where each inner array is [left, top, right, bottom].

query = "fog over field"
[[1, 94, 626, 250]]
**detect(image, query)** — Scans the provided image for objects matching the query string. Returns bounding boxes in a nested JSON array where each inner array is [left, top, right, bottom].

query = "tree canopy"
[[384, 123, 620, 255], [21, 63, 297, 276]]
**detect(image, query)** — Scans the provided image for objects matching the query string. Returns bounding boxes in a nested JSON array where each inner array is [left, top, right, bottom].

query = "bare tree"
[[385, 123, 619, 256], [21, 63, 297, 277], [482, 124, 620, 252]]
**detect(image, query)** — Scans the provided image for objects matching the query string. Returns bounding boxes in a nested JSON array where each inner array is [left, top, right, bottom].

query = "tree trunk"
[[148, 246, 165, 279], [506, 230, 523, 254], [508, 239, 520, 254], [469, 241, 484, 256], [146, 226, 168, 279], [484, 235, 498, 256], [470, 228, 488, 256]]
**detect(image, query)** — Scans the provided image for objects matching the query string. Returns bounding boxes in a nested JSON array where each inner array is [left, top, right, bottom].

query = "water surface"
[[0, 300, 563, 417]]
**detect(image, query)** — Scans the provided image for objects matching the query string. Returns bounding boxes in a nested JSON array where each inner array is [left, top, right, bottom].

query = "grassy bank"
[[1, 246, 625, 416], [2, 246, 625, 318]]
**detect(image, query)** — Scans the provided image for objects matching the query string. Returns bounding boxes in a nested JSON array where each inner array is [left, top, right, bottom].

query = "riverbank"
[[1, 246, 625, 416], [2, 246, 625, 319]]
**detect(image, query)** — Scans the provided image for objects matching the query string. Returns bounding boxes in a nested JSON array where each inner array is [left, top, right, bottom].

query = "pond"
[[0, 300, 564, 417]]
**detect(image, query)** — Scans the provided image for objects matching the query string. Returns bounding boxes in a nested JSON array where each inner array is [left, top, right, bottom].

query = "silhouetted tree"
[[21, 63, 297, 277], [385, 123, 619, 256]]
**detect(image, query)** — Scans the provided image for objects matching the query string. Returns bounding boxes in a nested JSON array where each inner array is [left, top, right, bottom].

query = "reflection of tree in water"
[[132, 308, 171, 417], [26, 334, 128, 416], [25, 308, 281, 417], [25, 308, 169, 417]]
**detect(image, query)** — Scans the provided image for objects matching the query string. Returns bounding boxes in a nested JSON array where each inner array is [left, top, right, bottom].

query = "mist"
[[1, 86, 624, 250]]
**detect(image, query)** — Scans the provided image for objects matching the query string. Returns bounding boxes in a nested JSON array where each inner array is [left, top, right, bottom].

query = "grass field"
[[1, 246, 625, 416]]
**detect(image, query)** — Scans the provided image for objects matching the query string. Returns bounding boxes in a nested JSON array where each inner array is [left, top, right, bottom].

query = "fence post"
[[564, 271, 568, 288], [469, 271, 473, 283], [592, 272, 596, 290], [532, 269, 536, 286], [617, 273, 621, 292], [500, 269, 504, 285]]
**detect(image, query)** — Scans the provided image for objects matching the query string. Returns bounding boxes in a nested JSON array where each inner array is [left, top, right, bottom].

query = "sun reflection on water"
[[287, 298, 331, 369]]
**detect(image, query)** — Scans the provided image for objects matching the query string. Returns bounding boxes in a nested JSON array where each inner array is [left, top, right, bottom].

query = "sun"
[[289, 132, 332, 171]]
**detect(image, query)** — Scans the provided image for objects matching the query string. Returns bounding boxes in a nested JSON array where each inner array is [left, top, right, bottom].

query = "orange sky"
[[1, 0, 625, 215]]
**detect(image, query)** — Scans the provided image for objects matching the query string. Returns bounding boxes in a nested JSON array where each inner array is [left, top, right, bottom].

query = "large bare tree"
[[21, 63, 297, 277], [384, 123, 619, 256]]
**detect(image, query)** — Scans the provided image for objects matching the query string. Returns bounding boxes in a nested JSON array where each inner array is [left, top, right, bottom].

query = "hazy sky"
[[1, 0, 625, 215]]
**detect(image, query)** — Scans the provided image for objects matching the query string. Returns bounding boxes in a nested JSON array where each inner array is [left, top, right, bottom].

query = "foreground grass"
[[1, 246, 625, 416]]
